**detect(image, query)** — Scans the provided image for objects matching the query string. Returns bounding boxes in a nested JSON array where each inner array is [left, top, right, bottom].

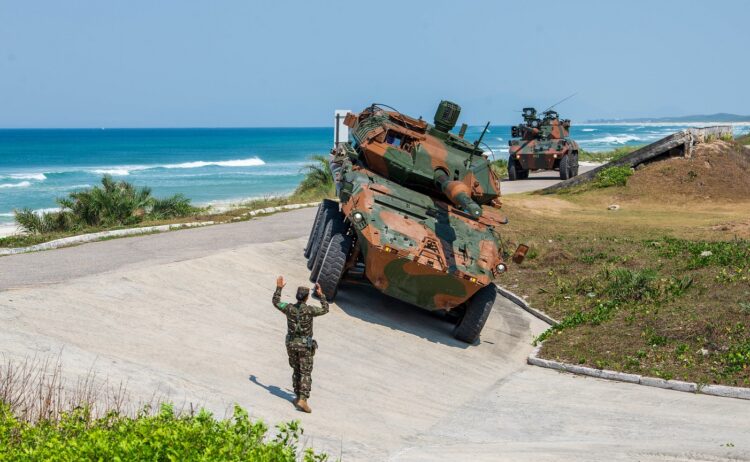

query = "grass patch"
[[501, 193, 750, 386], [736, 133, 750, 145], [579, 145, 641, 163], [593, 166, 633, 188]]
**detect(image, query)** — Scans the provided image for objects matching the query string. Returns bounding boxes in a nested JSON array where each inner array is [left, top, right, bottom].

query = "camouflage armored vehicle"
[[507, 107, 580, 180], [304, 101, 526, 344]]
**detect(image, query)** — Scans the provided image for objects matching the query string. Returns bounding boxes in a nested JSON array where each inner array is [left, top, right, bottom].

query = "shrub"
[[13, 209, 76, 234], [490, 158, 508, 178], [150, 193, 197, 219], [0, 403, 327, 461], [294, 155, 335, 199], [593, 166, 633, 188], [15, 176, 197, 234]]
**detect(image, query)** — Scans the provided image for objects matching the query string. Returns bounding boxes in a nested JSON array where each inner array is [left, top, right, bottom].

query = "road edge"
[[0, 202, 319, 257], [495, 286, 750, 400]]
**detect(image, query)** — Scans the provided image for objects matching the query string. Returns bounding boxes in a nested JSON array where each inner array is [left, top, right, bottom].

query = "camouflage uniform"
[[272, 287, 329, 399]]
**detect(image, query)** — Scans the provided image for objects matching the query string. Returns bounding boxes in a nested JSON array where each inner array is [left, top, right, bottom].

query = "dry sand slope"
[[2, 215, 750, 460]]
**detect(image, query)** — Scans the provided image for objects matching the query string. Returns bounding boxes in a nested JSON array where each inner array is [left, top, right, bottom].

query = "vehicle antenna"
[[469, 121, 491, 168], [542, 92, 578, 113]]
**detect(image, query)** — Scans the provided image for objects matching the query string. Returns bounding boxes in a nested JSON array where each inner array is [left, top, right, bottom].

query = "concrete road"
[[1, 209, 749, 461], [501, 164, 598, 194]]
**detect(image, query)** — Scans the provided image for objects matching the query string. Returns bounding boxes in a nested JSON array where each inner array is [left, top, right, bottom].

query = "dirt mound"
[[625, 140, 750, 201]]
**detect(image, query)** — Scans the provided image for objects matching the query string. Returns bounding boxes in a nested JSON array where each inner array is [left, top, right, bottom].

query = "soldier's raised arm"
[[273, 276, 289, 313], [312, 283, 329, 316]]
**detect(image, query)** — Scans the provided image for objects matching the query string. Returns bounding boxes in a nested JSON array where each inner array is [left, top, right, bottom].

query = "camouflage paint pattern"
[[508, 109, 580, 171], [335, 102, 508, 311]]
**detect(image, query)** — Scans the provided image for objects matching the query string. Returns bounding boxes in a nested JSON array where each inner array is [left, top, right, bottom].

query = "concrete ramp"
[[543, 126, 733, 193]]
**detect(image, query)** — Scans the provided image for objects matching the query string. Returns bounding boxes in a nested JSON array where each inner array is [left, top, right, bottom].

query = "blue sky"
[[0, 0, 748, 127]]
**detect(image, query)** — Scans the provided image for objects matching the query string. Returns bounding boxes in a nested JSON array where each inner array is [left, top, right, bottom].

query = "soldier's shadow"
[[248, 375, 296, 402], [332, 282, 471, 349]]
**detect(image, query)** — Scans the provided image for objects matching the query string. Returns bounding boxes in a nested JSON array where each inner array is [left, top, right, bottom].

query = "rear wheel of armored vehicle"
[[304, 203, 326, 257], [307, 200, 339, 268], [559, 155, 571, 180], [508, 161, 518, 181], [453, 283, 497, 344], [316, 232, 354, 300], [310, 213, 346, 282], [571, 152, 579, 177]]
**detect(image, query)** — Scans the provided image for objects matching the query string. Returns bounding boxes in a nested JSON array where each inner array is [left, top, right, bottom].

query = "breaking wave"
[[588, 135, 641, 144], [0, 181, 31, 189], [88, 157, 266, 176], [8, 173, 47, 181], [581, 128, 596, 132]]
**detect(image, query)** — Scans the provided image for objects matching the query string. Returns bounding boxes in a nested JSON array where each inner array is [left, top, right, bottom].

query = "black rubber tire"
[[572, 153, 579, 177], [519, 169, 530, 180], [310, 213, 345, 281], [316, 232, 354, 300], [508, 161, 518, 181], [559, 155, 571, 180], [303, 203, 325, 258], [454, 283, 496, 344], [307, 200, 339, 269]]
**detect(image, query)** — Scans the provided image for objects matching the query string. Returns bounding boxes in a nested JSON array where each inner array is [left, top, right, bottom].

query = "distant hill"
[[586, 113, 750, 123]]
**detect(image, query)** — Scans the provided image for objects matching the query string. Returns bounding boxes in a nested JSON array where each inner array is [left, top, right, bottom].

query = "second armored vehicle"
[[304, 101, 526, 344], [508, 107, 580, 180]]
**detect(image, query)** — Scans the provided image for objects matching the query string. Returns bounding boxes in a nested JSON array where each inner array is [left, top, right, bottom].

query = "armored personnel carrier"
[[508, 107, 580, 180], [304, 101, 526, 344]]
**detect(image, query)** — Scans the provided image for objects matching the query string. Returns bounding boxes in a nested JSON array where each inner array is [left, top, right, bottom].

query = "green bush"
[[15, 175, 197, 235], [490, 158, 508, 178], [294, 155, 335, 199], [150, 193, 197, 219], [13, 208, 76, 234], [0, 403, 328, 461], [593, 166, 633, 188]]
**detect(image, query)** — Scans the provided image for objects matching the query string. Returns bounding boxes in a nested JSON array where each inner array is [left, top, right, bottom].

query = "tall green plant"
[[294, 155, 334, 198], [57, 175, 154, 227]]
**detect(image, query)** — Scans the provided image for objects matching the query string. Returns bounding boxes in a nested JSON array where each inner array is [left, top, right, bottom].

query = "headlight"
[[495, 263, 507, 273], [352, 212, 364, 222]]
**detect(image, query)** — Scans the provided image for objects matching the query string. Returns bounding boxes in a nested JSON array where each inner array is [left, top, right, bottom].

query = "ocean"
[[1, 123, 748, 227]]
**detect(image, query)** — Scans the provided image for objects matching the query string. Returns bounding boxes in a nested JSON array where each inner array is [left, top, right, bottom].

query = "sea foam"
[[161, 157, 266, 169], [0, 181, 31, 189], [88, 157, 266, 176], [588, 135, 641, 144], [9, 173, 47, 181]]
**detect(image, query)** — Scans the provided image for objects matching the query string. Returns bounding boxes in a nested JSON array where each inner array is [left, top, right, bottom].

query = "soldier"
[[272, 275, 329, 413]]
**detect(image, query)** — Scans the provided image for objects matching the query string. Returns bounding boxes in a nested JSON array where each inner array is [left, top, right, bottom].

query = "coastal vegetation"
[[578, 145, 641, 163], [490, 158, 509, 178], [0, 358, 327, 461], [503, 138, 750, 386], [14, 175, 197, 234], [1, 156, 336, 249]]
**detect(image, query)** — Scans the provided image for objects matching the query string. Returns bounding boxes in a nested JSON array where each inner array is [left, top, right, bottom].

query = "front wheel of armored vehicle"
[[508, 161, 518, 181], [310, 213, 346, 281], [519, 169, 530, 180], [306, 199, 339, 268], [559, 155, 571, 180], [316, 232, 354, 300], [453, 283, 497, 344]]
